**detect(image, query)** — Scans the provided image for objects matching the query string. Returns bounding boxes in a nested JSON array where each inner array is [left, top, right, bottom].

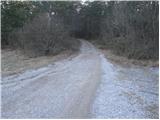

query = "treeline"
[[1, 1, 80, 56], [1, 1, 159, 59]]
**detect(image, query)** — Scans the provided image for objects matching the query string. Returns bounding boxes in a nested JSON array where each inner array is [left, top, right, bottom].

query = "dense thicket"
[[1, 1, 159, 59], [100, 1, 159, 59], [1, 1, 80, 56], [1, 1, 40, 45]]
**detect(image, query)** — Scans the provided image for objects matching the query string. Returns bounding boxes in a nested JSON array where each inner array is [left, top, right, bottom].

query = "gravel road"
[[1, 40, 159, 118]]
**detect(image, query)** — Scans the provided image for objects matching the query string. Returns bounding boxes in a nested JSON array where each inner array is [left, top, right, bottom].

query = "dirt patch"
[[100, 49, 159, 67], [2, 48, 78, 77], [122, 91, 144, 105], [145, 104, 159, 118]]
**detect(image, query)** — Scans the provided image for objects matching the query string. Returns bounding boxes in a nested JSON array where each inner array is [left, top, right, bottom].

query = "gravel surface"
[[2, 40, 101, 118], [1, 40, 159, 118], [91, 54, 159, 119]]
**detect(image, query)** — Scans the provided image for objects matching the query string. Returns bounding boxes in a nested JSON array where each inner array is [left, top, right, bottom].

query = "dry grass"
[[2, 48, 78, 77], [100, 49, 159, 67]]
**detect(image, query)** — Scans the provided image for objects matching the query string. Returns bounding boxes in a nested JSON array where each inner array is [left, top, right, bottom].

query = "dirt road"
[[1, 40, 159, 118]]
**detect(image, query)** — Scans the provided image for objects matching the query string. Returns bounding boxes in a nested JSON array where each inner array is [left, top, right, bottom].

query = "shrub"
[[8, 13, 80, 57]]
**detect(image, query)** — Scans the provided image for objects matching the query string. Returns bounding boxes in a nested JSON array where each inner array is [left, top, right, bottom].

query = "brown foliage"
[[8, 13, 80, 57]]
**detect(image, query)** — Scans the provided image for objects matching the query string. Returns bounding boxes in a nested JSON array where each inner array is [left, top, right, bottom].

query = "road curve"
[[1, 40, 159, 118], [2, 40, 102, 118]]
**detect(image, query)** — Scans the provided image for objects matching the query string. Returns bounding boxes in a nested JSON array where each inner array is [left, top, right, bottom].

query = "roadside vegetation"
[[1, 1, 159, 60]]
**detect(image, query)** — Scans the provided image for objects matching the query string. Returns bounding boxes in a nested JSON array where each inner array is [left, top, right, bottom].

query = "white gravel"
[[91, 54, 159, 119], [1, 40, 159, 118], [2, 40, 101, 118]]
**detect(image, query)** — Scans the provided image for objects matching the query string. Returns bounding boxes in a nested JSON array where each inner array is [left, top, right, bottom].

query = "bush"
[[100, 1, 159, 60], [8, 13, 80, 57]]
